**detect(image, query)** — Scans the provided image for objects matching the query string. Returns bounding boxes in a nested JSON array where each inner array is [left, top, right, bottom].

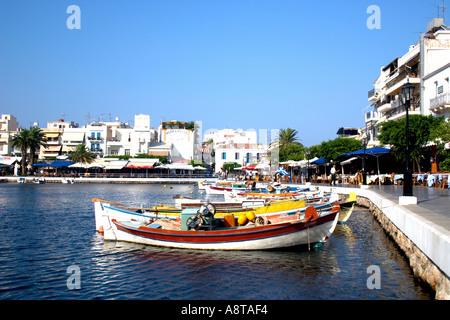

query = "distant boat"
[[102, 204, 340, 251], [32, 177, 46, 184], [61, 178, 75, 184]]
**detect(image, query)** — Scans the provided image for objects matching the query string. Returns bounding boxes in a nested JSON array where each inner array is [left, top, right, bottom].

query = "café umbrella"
[[342, 147, 391, 185]]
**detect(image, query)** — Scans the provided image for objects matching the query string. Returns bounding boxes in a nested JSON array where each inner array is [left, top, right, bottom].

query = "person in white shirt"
[[330, 165, 339, 186]]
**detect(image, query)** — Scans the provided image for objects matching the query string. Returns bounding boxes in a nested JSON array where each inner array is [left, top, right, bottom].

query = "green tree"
[[379, 115, 442, 172], [11, 129, 30, 175], [68, 144, 95, 164], [309, 137, 362, 162], [277, 128, 304, 162], [429, 117, 450, 171], [28, 127, 48, 168], [279, 143, 305, 162], [222, 162, 240, 173]]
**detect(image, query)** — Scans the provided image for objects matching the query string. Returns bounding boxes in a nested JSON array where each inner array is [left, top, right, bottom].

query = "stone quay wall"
[[356, 195, 450, 300]]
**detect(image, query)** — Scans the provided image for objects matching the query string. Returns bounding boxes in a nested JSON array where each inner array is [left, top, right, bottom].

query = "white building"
[[365, 19, 450, 145], [204, 128, 270, 172], [57, 114, 156, 158], [61, 128, 86, 154], [86, 115, 156, 158], [422, 27, 450, 119], [0, 114, 19, 156], [158, 121, 196, 163]]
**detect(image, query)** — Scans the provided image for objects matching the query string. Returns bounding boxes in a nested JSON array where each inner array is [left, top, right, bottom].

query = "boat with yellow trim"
[[92, 197, 308, 233]]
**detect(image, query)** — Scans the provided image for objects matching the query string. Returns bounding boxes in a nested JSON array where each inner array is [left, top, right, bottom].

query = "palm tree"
[[11, 129, 30, 175], [28, 127, 48, 168], [69, 144, 95, 164], [277, 128, 300, 149]]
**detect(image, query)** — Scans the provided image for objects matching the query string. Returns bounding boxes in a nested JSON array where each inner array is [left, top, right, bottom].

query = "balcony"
[[368, 89, 379, 101], [385, 104, 421, 121], [385, 76, 420, 96], [365, 111, 380, 123], [90, 148, 104, 154], [88, 136, 103, 142], [430, 92, 450, 114]]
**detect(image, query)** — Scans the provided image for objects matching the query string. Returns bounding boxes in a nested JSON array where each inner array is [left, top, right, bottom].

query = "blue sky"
[[0, 0, 444, 146]]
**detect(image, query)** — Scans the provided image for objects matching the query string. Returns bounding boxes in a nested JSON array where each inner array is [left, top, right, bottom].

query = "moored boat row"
[[92, 183, 356, 251]]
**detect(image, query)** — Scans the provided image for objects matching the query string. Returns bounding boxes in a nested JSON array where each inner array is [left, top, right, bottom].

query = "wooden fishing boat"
[[102, 203, 340, 250], [92, 197, 308, 233]]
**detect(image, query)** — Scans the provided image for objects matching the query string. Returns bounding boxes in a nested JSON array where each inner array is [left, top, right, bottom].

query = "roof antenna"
[[442, 0, 447, 24]]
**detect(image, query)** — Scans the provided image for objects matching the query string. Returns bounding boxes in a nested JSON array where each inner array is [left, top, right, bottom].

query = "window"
[[222, 152, 226, 160], [97, 132, 101, 139], [246, 153, 251, 163], [125, 149, 130, 156], [91, 132, 95, 138], [235, 153, 239, 160], [438, 85, 444, 95]]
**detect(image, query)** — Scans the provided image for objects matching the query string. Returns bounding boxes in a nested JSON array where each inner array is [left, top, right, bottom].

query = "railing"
[[365, 111, 380, 122], [88, 136, 103, 141], [430, 92, 450, 109], [385, 102, 419, 119]]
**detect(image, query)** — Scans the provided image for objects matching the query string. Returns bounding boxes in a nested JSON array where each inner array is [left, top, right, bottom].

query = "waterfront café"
[[279, 159, 312, 183], [33, 160, 76, 176], [338, 147, 393, 185], [310, 157, 331, 183]]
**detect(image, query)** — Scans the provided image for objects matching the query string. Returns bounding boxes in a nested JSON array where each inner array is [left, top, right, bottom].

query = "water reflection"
[[0, 183, 434, 300]]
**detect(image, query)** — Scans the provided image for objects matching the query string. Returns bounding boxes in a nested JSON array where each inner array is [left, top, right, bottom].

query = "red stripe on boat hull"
[[113, 211, 338, 245]]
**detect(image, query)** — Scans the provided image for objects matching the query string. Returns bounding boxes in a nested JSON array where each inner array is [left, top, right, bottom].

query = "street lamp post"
[[399, 80, 415, 198], [305, 149, 310, 182], [361, 133, 368, 185]]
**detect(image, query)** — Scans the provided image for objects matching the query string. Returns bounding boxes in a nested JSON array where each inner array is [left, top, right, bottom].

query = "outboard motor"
[[186, 203, 217, 231]]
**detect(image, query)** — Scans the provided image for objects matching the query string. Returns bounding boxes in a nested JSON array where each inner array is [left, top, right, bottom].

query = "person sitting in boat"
[[246, 179, 256, 191]]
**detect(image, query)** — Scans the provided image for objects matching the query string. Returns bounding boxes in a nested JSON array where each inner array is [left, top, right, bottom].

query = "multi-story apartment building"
[[39, 119, 80, 159], [0, 114, 19, 156], [365, 19, 450, 145], [1, 114, 157, 160], [77, 114, 156, 158]]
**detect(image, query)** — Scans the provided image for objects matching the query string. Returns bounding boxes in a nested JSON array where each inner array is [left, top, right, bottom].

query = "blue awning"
[[32, 163, 50, 167], [311, 158, 327, 165], [48, 161, 75, 168], [341, 147, 391, 157]]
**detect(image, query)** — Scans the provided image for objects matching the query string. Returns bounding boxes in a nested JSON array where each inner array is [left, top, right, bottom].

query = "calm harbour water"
[[0, 183, 434, 300]]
